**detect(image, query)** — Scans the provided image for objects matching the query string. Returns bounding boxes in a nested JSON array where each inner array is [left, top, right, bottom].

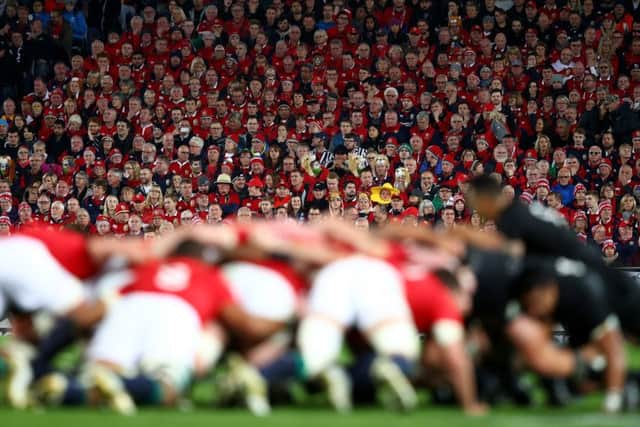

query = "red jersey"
[[16, 226, 98, 279], [384, 242, 461, 332], [402, 268, 462, 333], [121, 257, 233, 323]]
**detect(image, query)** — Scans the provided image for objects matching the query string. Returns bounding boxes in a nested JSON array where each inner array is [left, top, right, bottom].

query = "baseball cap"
[[115, 203, 129, 214], [314, 182, 327, 191], [248, 177, 264, 188], [133, 194, 146, 203]]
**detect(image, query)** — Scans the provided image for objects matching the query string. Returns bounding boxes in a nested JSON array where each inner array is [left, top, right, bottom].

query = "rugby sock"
[[297, 317, 343, 378], [61, 376, 87, 406], [390, 355, 415, 379], [121, 375, 164, 405], [31, 318, 77, 379], [259, 351, 305, 385]]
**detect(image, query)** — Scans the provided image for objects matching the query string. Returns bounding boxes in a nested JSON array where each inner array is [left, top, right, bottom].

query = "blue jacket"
[[63, 10, 88, 41], [551, 183, 575, 206]]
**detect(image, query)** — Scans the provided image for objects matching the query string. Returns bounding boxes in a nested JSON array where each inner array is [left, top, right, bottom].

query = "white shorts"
[[87, 292, 200, 389], [0, 236, 85, 315], [222, 262, 297, 322], [307, 256, 412, 330]]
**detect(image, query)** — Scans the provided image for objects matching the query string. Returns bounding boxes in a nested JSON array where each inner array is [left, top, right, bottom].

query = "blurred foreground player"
[[0, 225, 148, 408]]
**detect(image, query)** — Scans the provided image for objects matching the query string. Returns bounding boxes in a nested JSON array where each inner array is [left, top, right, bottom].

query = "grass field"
[[3, 340, 640, 426], [2, 406, 640, 427]]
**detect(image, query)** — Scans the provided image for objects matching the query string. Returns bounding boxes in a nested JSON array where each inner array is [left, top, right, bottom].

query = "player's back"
[[121, 257, 233, 323], [14, 225, 98, 279]]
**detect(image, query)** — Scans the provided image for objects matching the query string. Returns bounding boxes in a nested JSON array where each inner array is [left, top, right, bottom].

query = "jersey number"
[[154, 263, 192, 292]]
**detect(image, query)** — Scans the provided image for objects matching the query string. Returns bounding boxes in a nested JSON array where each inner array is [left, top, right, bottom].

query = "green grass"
[[1, 406, 640, 427]]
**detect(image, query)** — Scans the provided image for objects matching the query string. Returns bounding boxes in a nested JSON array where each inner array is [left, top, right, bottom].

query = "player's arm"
[[432, 320, 487, 416], [506, 315, 577, 377], [375, 223, 465, 257], [248, 222, 348, 266], [315, 218, 393, 258]]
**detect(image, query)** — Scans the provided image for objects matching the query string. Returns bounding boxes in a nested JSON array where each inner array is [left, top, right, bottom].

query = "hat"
[[536, 179, 550, 190], [511, 59, 523, 67], [442, 153, 457, 166], [599, 158, 612, 170], [619, 219, 632, 228], [524, 149, 537, 160], [602, 239, 617, 253], [313, 182, 327, 191], [426, 145, 443, 158], [0, 192, 11, 202], [598, 200, 613, 214], [250, 156, 264, 166], [216, 173, 232, 184], [94, 160, 106, 168], [632, 130, 640, 139], [386, 136, 399, 147], [18, 202, 30, 211], [409, 27, 421, 35], [96, 214, 110, 224], [197, 175, 210, 187], [398, 144, 413, 154], [248, 177, 264, 188], [471, 25, 482, 32], [232, 173, 246, 182], [115, 203, 129, 214], [519, 192, 534, 204], [551, 74, 564, 85], [573, 183, 587, 194], [370, 183, 400, 205], [133, 194, 146, 203], [0, 119, 8, 127], [0, 216, 11, 226], [400, 207, 418, 219], [572, 210, 587, 223], [526, 0, 537, 8]]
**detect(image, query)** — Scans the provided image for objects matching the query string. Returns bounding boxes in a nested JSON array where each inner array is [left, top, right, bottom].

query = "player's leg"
[[296, 259, 356, 412], [353, 257, 420, 411]]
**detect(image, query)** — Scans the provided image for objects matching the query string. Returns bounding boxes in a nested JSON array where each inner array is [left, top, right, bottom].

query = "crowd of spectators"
[[1, 0, 640, 264]]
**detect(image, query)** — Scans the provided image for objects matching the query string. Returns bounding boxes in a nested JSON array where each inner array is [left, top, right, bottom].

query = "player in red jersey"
[[0, 226, 154, 409], [83, 237, 284, 414]]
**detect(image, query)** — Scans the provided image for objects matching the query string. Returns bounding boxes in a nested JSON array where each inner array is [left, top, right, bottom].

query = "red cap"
[[115, 203, 129, 214], [524, 149, 537, 160], [426, 145, 443, 158], [18, 202, 30, 211], [94, 160, 106, 168], [471, 25, 482, 32], [483, 103, 495, 112], [248, 177, 264, 188], [250, 156, 264, 166], [96, 214, 110, 223], [526, 0, 537, 8], [409, 27, 421, 35], [0, 192, 11, 202], [442, 153, 457, 165], [133, 194, 146, 203], [599, 158, 613, 169], [201, 108, 213, 118], [632, 130, 640, 139], [386, 136, 399, 146]]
